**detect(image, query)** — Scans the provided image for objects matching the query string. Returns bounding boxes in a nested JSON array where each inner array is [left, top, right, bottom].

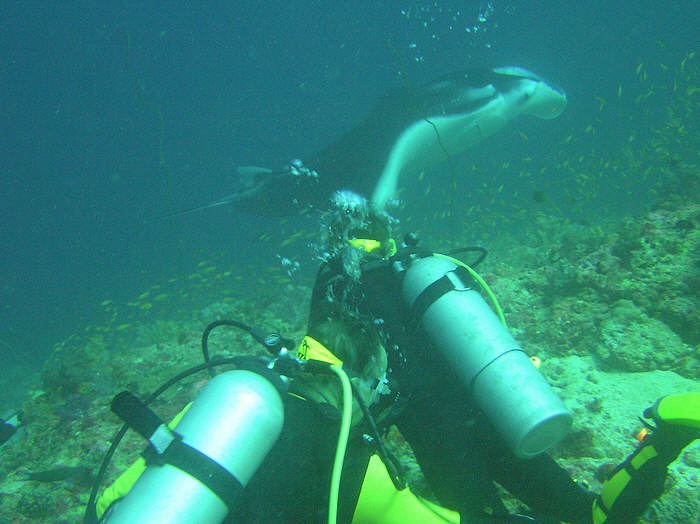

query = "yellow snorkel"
[[295, 336, 352, 524]]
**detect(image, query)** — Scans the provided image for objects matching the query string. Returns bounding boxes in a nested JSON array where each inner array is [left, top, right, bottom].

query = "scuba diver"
[[297, 190, 700, 523], [90, 191, 700, 523]]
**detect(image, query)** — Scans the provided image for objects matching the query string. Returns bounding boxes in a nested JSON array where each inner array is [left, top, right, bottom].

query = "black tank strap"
[[409, 265, 475, 327], [111, 391, 242, 510]]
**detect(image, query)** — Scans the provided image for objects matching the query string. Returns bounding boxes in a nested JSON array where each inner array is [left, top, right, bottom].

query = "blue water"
[[0, 1, 697, 397]]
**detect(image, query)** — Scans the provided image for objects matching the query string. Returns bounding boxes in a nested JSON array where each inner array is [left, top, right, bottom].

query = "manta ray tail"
[[143, 167, 273, 222]]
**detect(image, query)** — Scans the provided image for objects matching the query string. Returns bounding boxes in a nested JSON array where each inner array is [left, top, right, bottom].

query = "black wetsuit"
[[392, 383, 594, 522], [227, 394, 373, 523]]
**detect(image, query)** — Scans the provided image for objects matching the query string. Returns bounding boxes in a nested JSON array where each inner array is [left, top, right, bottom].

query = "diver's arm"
[[592, 393, 700, 523]]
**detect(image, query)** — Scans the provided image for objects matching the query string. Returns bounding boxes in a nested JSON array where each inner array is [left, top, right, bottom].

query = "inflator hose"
[[201, 319, 252, 377]]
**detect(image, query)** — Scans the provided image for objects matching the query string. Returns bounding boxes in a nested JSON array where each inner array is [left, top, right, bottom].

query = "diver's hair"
[[316, 190, 396, 281], [292, 318, 387, 416], [310, 318, 386, 379]]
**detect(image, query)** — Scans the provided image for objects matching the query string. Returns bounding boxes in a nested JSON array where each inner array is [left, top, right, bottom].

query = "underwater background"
[[0, 1, 698, 522]]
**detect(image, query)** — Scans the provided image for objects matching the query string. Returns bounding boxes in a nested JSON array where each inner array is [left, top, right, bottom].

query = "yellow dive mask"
[[348, 238, 397, 257]]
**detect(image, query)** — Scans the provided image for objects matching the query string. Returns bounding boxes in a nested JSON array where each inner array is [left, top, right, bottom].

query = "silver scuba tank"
[[104, 369, 284, 523], [401, 255, 572, 458]]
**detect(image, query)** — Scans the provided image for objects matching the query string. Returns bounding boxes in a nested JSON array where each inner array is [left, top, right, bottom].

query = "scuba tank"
[[103, 369, 284, 523], [401, 254, 572, 458]]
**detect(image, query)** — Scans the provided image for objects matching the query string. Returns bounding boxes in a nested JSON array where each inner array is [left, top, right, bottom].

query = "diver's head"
[[293, 319, 389, 424], [318, 190, 397, 280]]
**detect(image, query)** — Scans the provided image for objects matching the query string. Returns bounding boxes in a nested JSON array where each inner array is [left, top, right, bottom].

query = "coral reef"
[[492, 172, 700, 379]]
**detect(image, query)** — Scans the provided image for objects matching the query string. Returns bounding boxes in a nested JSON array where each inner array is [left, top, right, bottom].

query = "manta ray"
[[184, 66, 566, 216]]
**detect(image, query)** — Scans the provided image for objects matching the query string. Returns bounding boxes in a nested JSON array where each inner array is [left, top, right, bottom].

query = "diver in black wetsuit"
[[301, 190, 700, 523]]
